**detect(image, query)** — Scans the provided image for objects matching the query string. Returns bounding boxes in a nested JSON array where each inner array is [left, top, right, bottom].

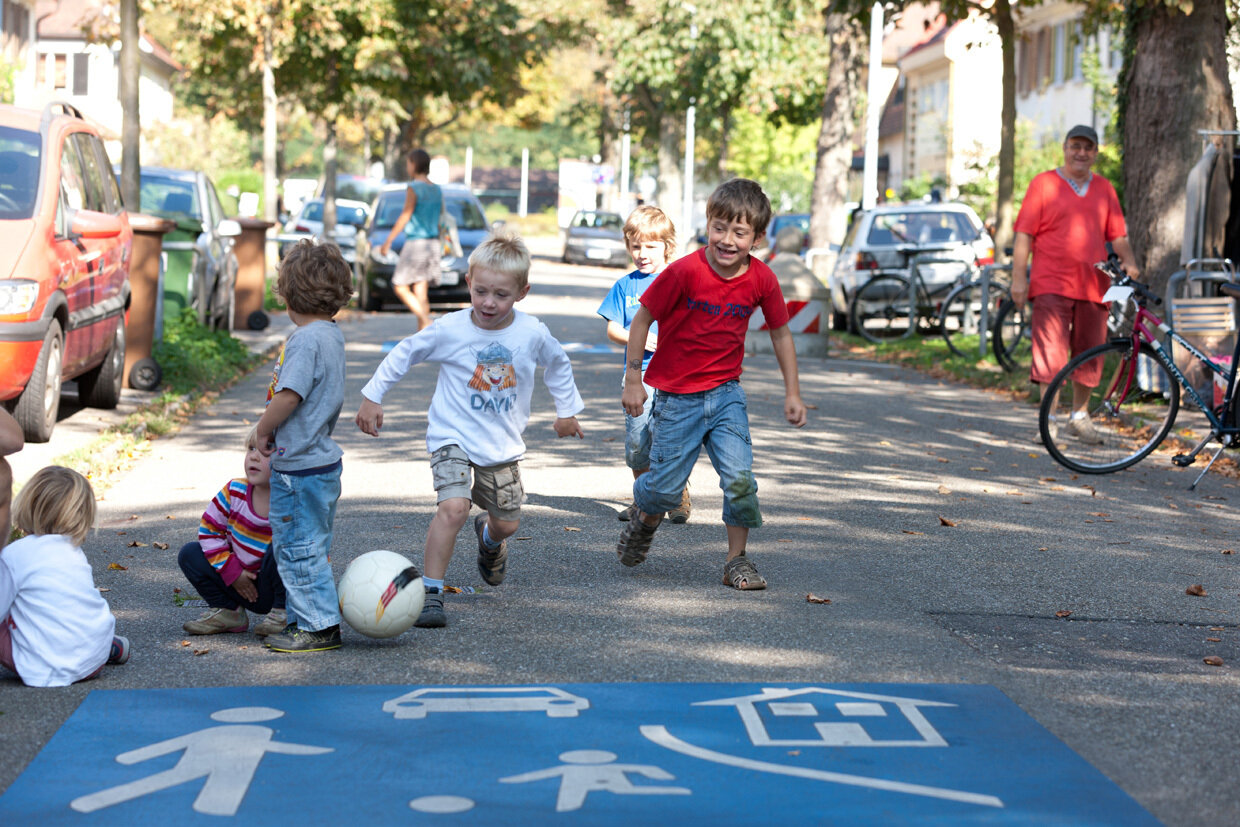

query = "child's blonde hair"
[[244, 423, 262, 451], [623, 205, 677, 259], [277, 239, 354, 316], [706, 178, 773, 237], [468, 232, 531, 290], [13, 466, 95, 546]]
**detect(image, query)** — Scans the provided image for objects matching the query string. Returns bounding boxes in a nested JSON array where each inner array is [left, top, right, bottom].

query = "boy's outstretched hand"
[[785, 394, 808, 428], [355, 399, 384, 437], [554, 416, 584, 439]]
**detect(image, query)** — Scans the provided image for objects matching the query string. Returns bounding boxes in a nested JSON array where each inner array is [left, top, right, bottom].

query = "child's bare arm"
[[605, 321, 629, 348], [256, 389, 302, 455], [0, 408, 22, 456], [769, 325, 807, 428], [621, 307, 654, 417], [554, 416, 584, 439], [355, 398, 384, 437]]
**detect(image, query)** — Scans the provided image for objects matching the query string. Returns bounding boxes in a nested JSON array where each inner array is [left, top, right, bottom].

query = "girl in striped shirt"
[[177, 426, 287, 637]]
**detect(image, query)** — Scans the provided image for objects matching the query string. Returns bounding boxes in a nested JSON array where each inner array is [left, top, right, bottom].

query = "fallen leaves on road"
[[126, 541, 146, 548], [902, 530, 925, 535], [1186, 584, 1208, 596], [153, 542, 169, 550], [180, 640, 190, 647], [1223, 549, 1235, 555], [806, 594, 831, 604], [107, 562, 127, 571], [193, 649, 209, 656], [1203, 656, 1224, 666], [514, 536, 532, 541], [938, 516, 957, 527], [1207, 637, 1222, 642], [1211, 626, 1225, 631], [564, 527, 581, 532], [1055, 610, 1072, 618], [937, 485, 951, 495]]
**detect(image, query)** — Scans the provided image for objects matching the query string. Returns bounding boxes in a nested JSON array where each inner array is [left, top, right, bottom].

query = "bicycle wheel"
[[992, 298, 1031, 372], [850, 273, 916, 343], [939, 279, 1007, 358], [1038, 340, 1180, 474]]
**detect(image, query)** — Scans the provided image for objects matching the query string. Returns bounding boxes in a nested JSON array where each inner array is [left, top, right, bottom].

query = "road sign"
[[0, 683, 1157, 825]]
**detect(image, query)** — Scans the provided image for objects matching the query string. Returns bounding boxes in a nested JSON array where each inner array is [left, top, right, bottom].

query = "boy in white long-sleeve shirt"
[[356, 232, 584, 628]]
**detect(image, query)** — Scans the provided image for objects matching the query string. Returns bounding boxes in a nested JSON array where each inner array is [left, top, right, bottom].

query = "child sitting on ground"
[[178, 425, 287, 637], [597, 205, 692, 524], [0, 466, 129, 686], [356, 232, 585, 628]]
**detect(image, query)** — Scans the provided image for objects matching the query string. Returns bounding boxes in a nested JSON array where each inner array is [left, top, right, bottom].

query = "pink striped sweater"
[[198, 479, 272, 586]]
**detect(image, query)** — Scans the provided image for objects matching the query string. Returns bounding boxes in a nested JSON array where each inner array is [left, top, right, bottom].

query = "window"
[[0, 126, 41, 220], [1069, 23, 1084, 81], [59, 136, 86, 216], [89, 136, 122, 214], [1053, 23, 1065, 85], [71, 133, 106, 212], [448, 196, 487, 231]]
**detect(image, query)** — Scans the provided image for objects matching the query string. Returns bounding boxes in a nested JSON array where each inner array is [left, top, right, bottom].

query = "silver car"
[[829, 202, 994, 328], [562, 210, 629, 267]]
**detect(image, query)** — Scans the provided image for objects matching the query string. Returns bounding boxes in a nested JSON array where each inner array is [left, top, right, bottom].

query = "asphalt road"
[[2, 245, 1238, 825]]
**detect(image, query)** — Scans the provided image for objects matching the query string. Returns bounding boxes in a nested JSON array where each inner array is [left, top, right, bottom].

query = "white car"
[[277, 197, 371, 265], [829, 202, 994, 329]]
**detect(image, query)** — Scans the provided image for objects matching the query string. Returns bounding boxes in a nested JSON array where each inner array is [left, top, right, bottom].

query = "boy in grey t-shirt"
[[256, 240, 354, 653]]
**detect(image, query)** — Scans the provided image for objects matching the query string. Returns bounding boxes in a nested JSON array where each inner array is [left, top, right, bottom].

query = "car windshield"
[[0, 127, 42, 220], [335, 177, 384, 204], [140, 176, 201, 220], [446, 195, 487, 231], [574, 212, 622, 231], [865, 210, 979, 246], [303, 201, 367, 226], [373, 192, 405, 228]]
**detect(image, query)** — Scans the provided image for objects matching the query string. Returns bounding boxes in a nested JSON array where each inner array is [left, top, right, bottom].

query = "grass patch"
[[154, 309, 264, 394]]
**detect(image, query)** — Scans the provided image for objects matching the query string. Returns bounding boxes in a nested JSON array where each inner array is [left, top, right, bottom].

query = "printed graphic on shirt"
[[266, 344, 285, 406], [467, 342, 519, 414]]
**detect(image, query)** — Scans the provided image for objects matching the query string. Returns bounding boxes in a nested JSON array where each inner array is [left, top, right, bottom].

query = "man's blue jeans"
[[270, 465, 341, 632], [633, 380, 761, 527]]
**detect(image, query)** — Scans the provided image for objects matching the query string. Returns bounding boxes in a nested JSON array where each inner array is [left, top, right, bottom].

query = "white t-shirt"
[[0, 533, 116, 687], [361, 308, 584, 467]]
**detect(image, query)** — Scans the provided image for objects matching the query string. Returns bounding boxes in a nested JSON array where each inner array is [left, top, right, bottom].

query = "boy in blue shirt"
[[597, 206, 691, 524]]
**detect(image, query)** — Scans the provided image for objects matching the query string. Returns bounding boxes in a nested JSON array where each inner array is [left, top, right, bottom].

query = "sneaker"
[[252, 608, 287, 637], [475, 514, 508, 586], [264, 624, 342, 652], [1067, 416, 1104, 444], [617, 511, 662, 567], [415, 589, 446, 628], [183, 606, 248, 635], [108, 635, 130, 665], [668, 487, 692, 524], [1033, 420, 1058, 445]]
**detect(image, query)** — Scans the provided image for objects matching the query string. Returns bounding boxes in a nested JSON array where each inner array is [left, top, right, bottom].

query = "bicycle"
[[1037, 256, 1240, 487], [991, 295, 1032, 372], [938, 262, 1012, 359], [849, 246, 979, 343]]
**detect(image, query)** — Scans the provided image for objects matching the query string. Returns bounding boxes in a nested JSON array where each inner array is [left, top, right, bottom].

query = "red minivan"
[[0, 102, 132, 442]]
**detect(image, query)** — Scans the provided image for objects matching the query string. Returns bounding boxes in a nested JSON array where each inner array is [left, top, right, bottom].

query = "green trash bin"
[[159, 217, 203, 317]]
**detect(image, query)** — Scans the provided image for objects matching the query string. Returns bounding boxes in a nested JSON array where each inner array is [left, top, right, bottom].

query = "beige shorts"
[[429, 444, 523, 520], [392, 237, 441, 287]]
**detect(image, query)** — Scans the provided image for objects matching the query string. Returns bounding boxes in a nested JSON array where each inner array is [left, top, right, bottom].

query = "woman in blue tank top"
[[378, 148, 443, 330]]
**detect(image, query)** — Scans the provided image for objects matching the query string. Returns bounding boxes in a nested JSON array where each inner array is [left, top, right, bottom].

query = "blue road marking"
[[0, 683, 1158, 825]]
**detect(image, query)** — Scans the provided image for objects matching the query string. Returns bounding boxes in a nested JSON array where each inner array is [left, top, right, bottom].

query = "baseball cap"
[[1065, 124, 1099, 145]]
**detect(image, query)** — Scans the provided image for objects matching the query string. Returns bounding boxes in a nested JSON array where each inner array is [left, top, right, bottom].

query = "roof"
[[36, 0, 181, 71]]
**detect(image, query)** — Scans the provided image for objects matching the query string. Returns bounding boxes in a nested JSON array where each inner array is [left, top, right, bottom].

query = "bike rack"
[[1162, 258, 1237, 398]]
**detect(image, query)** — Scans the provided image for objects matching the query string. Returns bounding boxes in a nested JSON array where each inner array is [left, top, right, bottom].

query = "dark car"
[[359, 183, 490, 311], [562, 210, 628, 267], [135, 166, 241, 331]]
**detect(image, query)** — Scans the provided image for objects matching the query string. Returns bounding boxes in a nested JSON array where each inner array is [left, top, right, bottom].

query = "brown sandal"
[[617, 512, 662, 567], [723, 554, 767, 590]]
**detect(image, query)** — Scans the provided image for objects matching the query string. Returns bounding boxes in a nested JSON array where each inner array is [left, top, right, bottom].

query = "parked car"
[[319, 173, 387, 207], [760, 212, 811, 261], [277, 197, 371, 286], [562, 210, 628, 267], [828, 202, 994, 329], [135, 166, 241, 330], [0, 102, 133, 442], [358, 183, 490, 311]]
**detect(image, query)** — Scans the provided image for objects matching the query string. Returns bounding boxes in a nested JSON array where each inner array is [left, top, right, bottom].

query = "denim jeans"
[[624, 378, 656, 471], [634, 380, 761, 527], [178, 542, 286, 614], [270, 465, 341, 631]]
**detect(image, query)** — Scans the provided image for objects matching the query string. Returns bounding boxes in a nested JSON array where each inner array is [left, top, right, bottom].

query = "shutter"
[[73, 52, 88, 96]]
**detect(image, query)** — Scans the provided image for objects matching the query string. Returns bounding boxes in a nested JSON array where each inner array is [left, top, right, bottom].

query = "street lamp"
[[682, 3, 698, 251]]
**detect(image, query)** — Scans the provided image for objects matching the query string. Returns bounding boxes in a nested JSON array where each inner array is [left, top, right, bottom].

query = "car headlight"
[[370, 247, 398, 266], [0, 280, 40, 315]]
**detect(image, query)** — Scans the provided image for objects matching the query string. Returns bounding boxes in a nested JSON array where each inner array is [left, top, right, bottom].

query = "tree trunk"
[[656, 109, 684, 225], [323, 118, 338, 236], [809, 13, 865, 279], [118, 0, 139, 210], [1123, 0, 1235, 298], [261, 20, 278, 224], [993, 0, 1017, 262]]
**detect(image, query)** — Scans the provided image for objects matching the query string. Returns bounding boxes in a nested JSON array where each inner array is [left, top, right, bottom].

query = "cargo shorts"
[[429, 444, 524, 521]]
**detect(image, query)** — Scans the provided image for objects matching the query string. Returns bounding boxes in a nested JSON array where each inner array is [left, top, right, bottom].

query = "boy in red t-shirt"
[[617, 179, 807, 590]]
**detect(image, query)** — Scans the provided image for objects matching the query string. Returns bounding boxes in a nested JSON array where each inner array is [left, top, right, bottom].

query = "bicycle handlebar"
[[1095, 256, 1162, 306]]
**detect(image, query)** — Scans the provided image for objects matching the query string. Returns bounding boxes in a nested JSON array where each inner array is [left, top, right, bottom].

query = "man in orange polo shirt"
[[1010, 124, 1139, 443]]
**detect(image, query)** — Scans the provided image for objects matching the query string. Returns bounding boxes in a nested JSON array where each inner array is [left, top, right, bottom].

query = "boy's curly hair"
[[277, 239, 354, 316], [623, 205, 677, 259], [706, 178, 773, 237], [13, 465, 95, 546]]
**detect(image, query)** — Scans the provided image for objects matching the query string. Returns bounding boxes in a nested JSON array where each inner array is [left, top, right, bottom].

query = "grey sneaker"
[[183, 606, 248, 635], [1066, 416, 1104, 444], [1034, 419, 1058, 445], [415, 589, 446, 628], [252, 608, 287, 637], [475, 514, 508, 586], [264, 624, 341, 652]]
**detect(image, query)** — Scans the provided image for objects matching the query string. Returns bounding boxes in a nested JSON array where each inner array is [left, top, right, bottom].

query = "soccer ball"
[[337, 550, 425, 639]]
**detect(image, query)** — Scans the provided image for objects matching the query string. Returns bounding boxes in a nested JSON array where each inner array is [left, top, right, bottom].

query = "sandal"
[[723, 554, 767, 590], [617, 512, 662, 567]]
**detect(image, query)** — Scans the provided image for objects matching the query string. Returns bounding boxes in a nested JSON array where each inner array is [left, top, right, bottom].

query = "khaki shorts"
[[429, 444, 523, 520]]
